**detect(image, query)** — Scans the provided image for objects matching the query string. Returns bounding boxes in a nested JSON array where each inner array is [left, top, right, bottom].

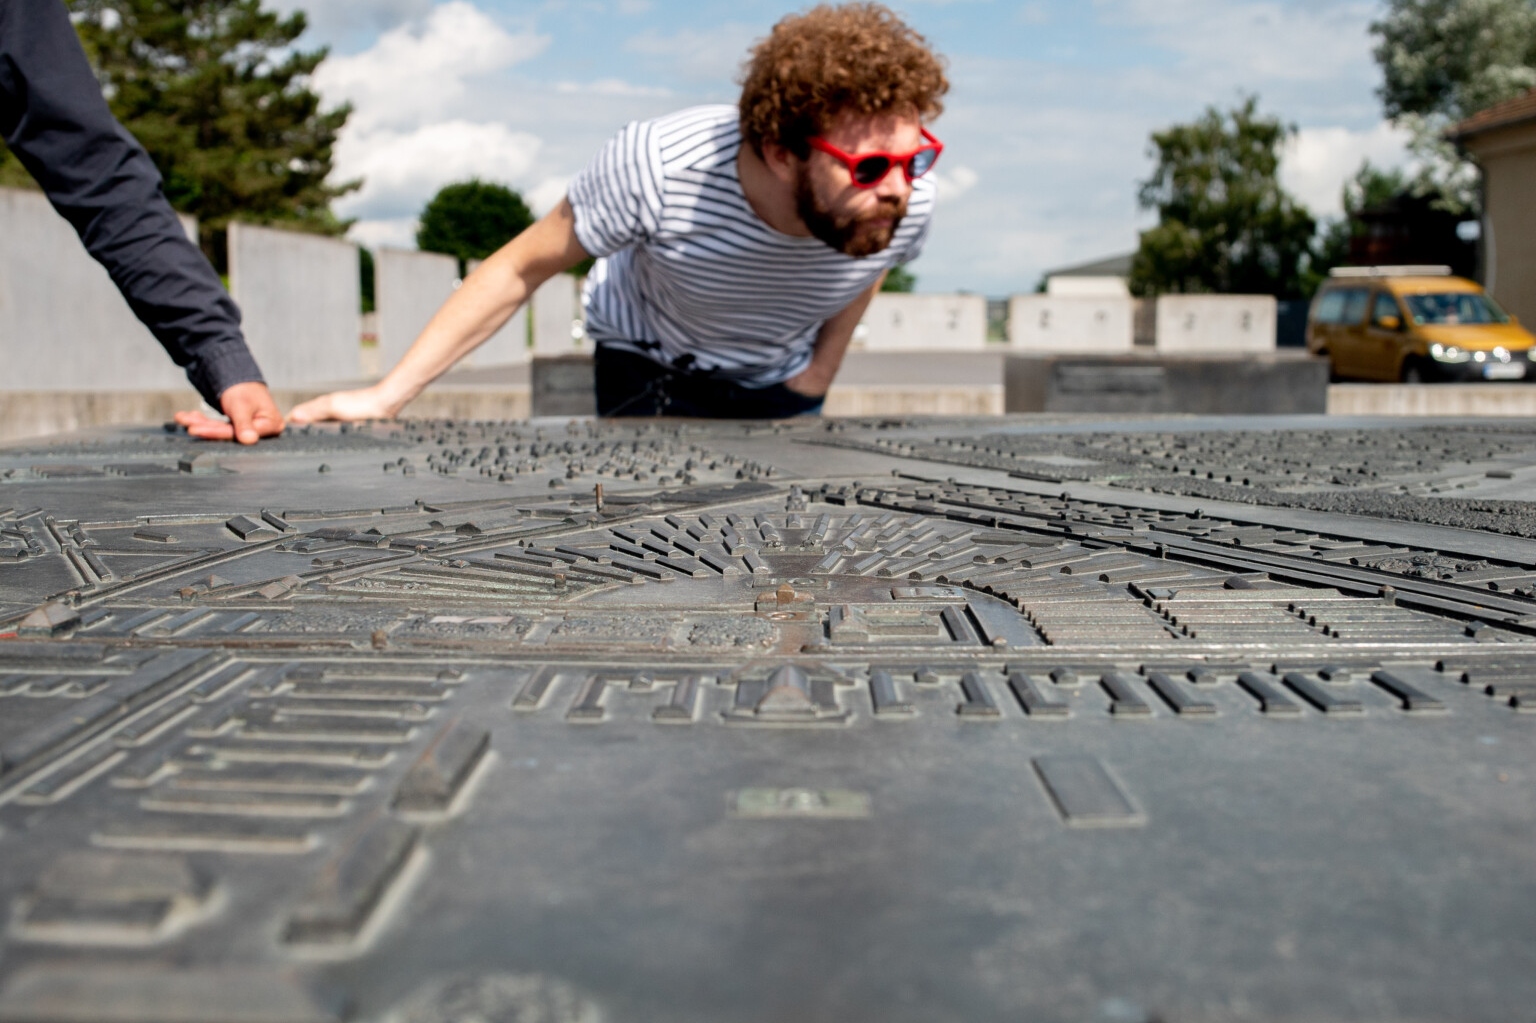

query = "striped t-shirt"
[[567, 105, 935, 387]]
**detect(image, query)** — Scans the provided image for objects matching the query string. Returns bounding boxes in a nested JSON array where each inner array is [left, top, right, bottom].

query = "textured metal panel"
[[1, 414, 1534, 1022]]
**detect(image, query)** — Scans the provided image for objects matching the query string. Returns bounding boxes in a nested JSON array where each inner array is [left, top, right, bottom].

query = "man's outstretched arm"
[[784, 271, 887, 397], [290, 198, 591, 424], [0, 0, 279, 442]]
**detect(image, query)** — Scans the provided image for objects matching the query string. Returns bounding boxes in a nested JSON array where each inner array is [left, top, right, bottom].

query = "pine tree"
[[0, 0, 356, 267]]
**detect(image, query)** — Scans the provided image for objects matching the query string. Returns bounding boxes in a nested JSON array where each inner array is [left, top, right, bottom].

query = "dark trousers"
[[594, 346, 825, 419]]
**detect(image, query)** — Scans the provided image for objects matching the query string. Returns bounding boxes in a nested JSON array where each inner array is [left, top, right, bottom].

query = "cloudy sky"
[[277, 0, 1411, 295]]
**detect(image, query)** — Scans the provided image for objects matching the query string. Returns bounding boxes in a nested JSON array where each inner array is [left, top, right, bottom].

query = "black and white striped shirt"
[[568, 105, 935, 387]]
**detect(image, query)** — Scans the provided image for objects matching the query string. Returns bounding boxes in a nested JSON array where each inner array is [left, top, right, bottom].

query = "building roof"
[[1044, 252, 1134, 278], [1450, 87, 1536, 141]]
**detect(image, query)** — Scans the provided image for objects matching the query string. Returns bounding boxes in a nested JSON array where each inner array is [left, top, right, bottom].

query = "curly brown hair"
[[739, 3, 949, 159]]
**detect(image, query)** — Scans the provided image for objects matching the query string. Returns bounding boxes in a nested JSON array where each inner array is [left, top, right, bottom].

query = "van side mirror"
[[1377, 315, 1401, 331]]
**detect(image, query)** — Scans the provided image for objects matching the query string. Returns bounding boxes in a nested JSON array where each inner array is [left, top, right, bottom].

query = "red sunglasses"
[[806, 128, 944, 188]]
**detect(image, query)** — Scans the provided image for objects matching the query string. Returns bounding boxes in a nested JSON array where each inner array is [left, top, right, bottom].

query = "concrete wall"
[[228, 222, 360, 388], [533, 273, 581, 355], [0, 186, 191, 391], [1154, 295, 1277, 353], [1465, 124, 1536, 330], [1007, 295, 1134, 353], [376, 248, 457, 372], [856, 293, 988, 351], [463, 258, 529, 367]]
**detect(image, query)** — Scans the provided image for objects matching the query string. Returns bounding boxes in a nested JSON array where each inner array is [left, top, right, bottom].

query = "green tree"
[[416, 180, 534, 275], [1371, 0, 1536, 213], [1129, 97, 1317, 298], [881, 264, 916, 292]]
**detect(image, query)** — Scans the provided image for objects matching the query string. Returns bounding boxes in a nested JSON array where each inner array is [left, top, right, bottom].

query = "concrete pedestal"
[[1005, 351, 1329, 414]]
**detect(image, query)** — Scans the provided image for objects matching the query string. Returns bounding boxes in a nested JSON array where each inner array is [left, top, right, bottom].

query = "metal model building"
[[0, 415, 1533, 1022]]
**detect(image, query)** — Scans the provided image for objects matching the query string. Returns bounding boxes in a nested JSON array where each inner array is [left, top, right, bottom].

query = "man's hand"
[[288, 385, 400, 426], [174, 381, 284, 445]]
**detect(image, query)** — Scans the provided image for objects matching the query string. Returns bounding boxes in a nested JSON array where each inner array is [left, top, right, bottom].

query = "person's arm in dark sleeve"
[[0, 0, 280, 442]]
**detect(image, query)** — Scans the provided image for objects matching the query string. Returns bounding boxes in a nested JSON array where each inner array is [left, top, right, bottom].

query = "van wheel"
[[1401, 359, 1427, 384]]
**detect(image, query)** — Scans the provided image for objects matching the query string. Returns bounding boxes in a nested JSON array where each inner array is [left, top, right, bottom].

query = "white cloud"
[[313, 1, 548, 132], [526, 177, 574, 217], [272, 0, 434, 44], [1099, 0, 1378, 86], [555, 79, 672, 98], [334, 120, 544, 221], [348, 217, 420, 252], [933, 165, 980, 202], [623, 24, 760, 81], [1281, 121, 1412, 219]]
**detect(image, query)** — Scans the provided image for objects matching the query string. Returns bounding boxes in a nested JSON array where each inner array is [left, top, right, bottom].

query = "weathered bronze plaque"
[[1, 414, 1533, 1022]]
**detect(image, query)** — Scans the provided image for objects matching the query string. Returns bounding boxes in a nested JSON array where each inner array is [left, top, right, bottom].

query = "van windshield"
[[1403, 292, 1509, 326]]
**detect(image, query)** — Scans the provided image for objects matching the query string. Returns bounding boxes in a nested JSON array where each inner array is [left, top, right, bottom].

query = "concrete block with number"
[[855, 293, 987, 351], [1154, 295, 1277, 353], [1007, 295, 1135, 353]]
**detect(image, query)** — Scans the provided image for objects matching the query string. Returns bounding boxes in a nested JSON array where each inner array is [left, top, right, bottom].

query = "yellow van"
[[1307, 267, 1536, 382]]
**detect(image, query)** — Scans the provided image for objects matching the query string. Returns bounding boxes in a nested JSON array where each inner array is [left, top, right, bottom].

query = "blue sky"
[[278, 0, 1410, 295]]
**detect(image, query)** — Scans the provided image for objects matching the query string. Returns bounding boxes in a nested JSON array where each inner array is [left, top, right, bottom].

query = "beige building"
[[1454, 88, 1536, 328]]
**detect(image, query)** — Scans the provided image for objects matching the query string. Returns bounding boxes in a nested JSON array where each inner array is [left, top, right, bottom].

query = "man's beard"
[[794, 169, 907, 258]]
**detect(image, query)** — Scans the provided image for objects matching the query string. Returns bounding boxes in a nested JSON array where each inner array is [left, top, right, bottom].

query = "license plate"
[[1484, 362, 1526, 380]]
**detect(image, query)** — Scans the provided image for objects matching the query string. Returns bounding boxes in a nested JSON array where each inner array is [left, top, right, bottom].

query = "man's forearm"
[[371, 199, 593, 414], [372, 255, 534, 413], [789, 272, 886, 395]]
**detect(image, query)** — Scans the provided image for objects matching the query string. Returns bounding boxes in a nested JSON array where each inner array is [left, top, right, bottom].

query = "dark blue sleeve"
[[0, 0, 264, 407]]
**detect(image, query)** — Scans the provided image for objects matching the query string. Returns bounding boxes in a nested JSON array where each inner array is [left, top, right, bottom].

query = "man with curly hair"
[[293, 2, 948, 421]]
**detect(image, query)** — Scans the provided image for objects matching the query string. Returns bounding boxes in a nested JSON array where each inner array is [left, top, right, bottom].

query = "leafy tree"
[[1129, 98, 1317, 298], [881, 264, 916, 292], [1371, 0, 1536, 213], [416, 180, 534, 275]]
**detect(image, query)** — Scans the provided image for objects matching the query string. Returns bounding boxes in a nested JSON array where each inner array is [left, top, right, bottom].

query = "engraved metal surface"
[[1, 414, 1534, 1022]]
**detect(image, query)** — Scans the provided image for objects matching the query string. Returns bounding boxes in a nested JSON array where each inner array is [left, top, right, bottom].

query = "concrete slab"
[[0, 187, 191, 391], [1154, 295, 1277, 353], [856, 293, 988, 351], [1328, 383, 1536, 416], [375, 248, 457, 372], [532, 274, 581, 355], [228, 223, 360, 388], [1007, 295, 1135, 353]]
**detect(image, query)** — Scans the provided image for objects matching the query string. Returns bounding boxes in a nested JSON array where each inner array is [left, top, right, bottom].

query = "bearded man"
[[291, 2, 948, 421]]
